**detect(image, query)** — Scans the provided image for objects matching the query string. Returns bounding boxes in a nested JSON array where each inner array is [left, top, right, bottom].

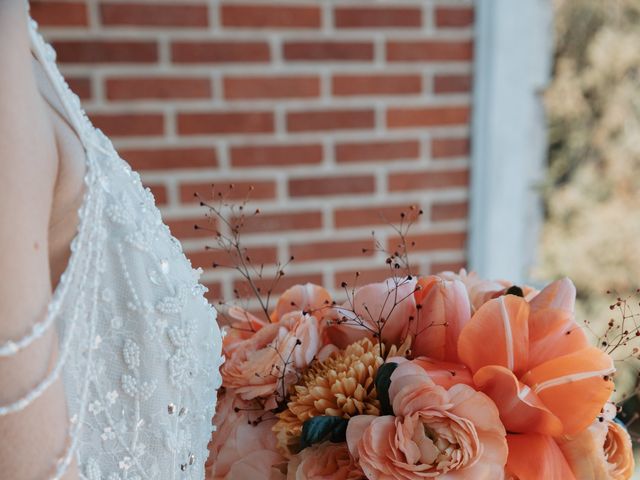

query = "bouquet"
[[200, 191, 635, 479]]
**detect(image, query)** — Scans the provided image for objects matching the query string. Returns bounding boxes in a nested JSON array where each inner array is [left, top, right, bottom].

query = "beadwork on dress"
[[0, 13, 224, 479]]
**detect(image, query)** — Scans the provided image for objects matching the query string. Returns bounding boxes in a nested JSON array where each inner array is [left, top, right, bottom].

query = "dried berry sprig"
[[330, 206, 427, 358], [195, 184, 292, 325], [592, 289, 640, 358], [362, 205, 424, 278]]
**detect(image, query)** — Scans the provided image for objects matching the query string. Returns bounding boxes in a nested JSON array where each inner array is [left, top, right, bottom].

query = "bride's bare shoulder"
[[0, 0, 57, 327]]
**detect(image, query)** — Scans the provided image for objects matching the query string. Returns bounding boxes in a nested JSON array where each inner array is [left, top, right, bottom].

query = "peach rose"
[[222, 312, 322, 406], [346, 361, 508, 479], [327, 277, 417, 349], [558, 403, 634, 480], [271, 283, 333, 322], [286, 442, 365, 480], [439, 269, 538, 313], [222, 305, 268, 356], [207, 392, 286, 480], [409, 275, 471, 363]]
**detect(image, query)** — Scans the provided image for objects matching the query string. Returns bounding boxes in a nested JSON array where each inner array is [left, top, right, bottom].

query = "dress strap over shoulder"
[[27, 17, 90, 152]]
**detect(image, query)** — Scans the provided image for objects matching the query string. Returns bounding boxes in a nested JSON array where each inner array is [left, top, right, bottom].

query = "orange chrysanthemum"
[[273, 337, 409, 455]]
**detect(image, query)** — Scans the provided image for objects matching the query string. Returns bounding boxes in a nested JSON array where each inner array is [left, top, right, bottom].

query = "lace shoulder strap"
[[27, 18, 93, 152]]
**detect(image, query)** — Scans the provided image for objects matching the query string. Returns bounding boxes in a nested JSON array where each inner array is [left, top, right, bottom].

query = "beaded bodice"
[[0, 18, 224, 479]]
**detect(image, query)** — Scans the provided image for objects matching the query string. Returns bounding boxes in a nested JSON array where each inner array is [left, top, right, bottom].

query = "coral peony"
[[346, 361, 508, 479], [286, 442, 365, 480], [457, 278, 615, 437], [557, 403, 634, 480], [206, 391, 286, 480], [409, 275, 471, 363], [505, 433, 575, 480], [326, 277, 417, 349]]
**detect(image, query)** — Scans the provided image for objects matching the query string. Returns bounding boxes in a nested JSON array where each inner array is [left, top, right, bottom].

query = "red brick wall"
[[32, 0, 473, 303]]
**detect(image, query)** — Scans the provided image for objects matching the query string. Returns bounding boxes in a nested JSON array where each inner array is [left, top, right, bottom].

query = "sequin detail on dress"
[[17, 17, 225, 480]]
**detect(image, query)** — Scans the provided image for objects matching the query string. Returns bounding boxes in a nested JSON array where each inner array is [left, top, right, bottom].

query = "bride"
[[0, 2, 224, 478]]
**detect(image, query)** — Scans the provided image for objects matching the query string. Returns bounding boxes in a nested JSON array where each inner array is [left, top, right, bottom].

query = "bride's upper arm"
[[0, 0, 57, 333], [0, 3, 76, 478]]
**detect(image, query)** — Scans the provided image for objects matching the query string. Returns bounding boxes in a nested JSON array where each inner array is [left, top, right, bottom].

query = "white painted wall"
[[468, 0, 553, 284]]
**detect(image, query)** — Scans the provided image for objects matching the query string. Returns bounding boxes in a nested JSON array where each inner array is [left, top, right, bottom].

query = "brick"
[[434, 74, 472, 94], [335, 7, 422, 28], [431, 137, 470, 158], [387, 40, 473, 62], [146, 183, 168, 206], [289, 175, 375, 197], [30, 1, 88, 27], [290, 238, 375, 262], [221, 4, 321, 28], [389, 232, 466, 252], [435, 7, 474, 28], [387, 106, 470, 128], [236, 211, 323, 234], [287, 109, 374, 132], [166, 217, 217, 240], [177, 111, 274, 135], [100, 3, 209, 27], [172, 41, 270, 63], [89, 113, 164, 137], [230, 144, 323, 168], [334, 267, 408, 290], [332, 74, 421, 96], [283, 41, 373, 62], [203, 281, 223, 303], [188, 245, 279, 270], [334, 204, 421, 229], [106, 77, 211, 100], [53, 40, 158, 64], [224, 76, 320, 100], [179, 180, 277, 204], [430, 261, 466, 274], [431, 201, 468, 221], [388, 170, 469, 191], [120, 147, 218, 171], [336, 140, 419, 163], [67, 77, 92, 100], [233, 272, 324, 299]]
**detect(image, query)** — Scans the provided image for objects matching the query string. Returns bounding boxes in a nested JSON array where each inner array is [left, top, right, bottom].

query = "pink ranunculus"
[[271, 283, 333, 323], [326, 277, 417, 349], [221, 312, 322, 406], [346, 361, 508, 479], [206, 392, 286, 480], [286, 442, 365, 480], [409, 275, 471, 363], [557, 403, 635, 480]]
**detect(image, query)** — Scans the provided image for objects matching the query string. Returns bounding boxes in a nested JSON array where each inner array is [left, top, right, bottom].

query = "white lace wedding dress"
[[0, 16, 224, 479]]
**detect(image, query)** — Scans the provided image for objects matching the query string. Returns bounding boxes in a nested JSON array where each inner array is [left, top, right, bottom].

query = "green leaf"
[[300, 416, 349, 449], [375, 361, 398, 416]]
